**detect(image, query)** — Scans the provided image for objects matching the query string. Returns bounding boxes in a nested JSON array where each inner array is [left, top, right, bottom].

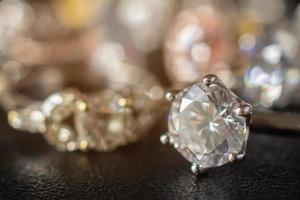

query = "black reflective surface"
[[1, 0, 300, 199], [0, 108, 300, 200]]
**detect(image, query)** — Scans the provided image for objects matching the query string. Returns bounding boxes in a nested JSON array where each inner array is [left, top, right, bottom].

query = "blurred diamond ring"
[[0, 63, 164, 152]]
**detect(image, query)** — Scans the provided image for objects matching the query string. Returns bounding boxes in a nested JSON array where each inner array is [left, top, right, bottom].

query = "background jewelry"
[[1, 63, 164, 152]]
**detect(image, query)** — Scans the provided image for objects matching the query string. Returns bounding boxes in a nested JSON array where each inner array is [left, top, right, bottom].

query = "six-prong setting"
[[165, 92, 176, 102], [160, 74, 252, 174]]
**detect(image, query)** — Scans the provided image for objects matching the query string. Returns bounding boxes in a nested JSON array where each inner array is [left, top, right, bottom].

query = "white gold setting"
[[161, 74, 252, 174]]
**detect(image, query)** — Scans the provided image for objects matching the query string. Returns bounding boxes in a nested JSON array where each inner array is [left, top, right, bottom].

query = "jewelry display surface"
[[0, 112, 300, 199], [1, 0, 300, 199]]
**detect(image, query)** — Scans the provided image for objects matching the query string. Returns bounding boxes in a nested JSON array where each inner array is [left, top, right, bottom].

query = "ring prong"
[[234, 103, 252, 117], [173, 143, 179, 149], [165, 92, 175, 102], [160, 134, 169, 145], [228, 153, 235, 163], [236, 154, 245, 161], [203, 74, 218, 86], [190, 163, 205, 174]]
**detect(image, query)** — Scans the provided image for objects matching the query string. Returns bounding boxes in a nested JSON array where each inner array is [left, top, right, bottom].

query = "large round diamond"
[[168, 83, 249, 168]]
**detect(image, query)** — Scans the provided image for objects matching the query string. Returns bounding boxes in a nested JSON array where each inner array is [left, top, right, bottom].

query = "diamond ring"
[[0, 63, 164, 152], [160, 74, 253, 174], [161, 74, 300, 174], [8, 88, 161, 152]]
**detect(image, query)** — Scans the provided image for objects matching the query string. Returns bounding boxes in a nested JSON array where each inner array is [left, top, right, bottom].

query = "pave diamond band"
[[161, 74, 252, 173], [8, 89, 159, 151], [1, 64, 164, 152]]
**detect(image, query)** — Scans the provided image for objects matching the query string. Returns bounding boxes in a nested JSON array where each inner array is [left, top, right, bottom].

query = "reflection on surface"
[[1, 112, 300, 199]]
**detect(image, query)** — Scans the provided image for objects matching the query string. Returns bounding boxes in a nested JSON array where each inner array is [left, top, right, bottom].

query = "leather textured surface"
[[1, 1, 300, 198], [0, 109, 300, 200]]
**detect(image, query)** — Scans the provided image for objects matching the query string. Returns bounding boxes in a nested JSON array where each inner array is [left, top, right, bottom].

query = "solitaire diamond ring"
[[160, 74, 300, 174], [161, 74, 251, 173]]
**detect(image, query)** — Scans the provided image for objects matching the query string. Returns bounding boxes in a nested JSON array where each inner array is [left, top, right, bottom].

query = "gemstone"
[[168, 82, 249, 169]]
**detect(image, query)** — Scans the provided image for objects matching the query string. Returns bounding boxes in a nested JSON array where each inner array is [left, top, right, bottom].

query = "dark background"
[[2, 1, 300, 200]]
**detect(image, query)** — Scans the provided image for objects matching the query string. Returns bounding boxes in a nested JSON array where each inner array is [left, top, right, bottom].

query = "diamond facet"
[[167, 80, 250, 169]]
